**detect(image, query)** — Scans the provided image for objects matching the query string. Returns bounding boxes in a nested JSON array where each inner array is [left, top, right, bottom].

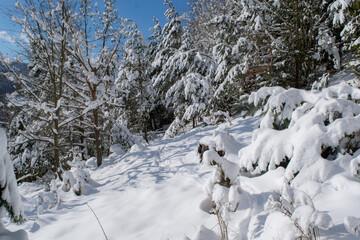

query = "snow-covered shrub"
[[164, 117, 185, 139], [312, 73, 330, 91], [9, 115, 53, 181], [265, 182, 333, 239], [350, 156, 360, 177], [0, 128, 24, 223], [199, 131, 241, 240], [198, 131, 240, 162], [203, 111, 232, 126], [36, 179, 59, 215], [111, 123, 137, 152], [61, 155, 90, 196], [239, 82, 360, 184]]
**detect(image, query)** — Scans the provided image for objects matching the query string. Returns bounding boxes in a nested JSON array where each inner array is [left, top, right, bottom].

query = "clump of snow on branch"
[[199, 131, 242, 239], [263, 182, 333, 239], [239, 81, 360, 185], [0, 128, 24, 223]]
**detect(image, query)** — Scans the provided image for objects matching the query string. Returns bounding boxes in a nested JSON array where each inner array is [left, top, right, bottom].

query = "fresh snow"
[[4, 117, 257, 240], [3, 82, 360, 239]]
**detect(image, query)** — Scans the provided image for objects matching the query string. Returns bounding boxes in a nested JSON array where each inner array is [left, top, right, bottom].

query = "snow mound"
[[189, 225, 220, 240]]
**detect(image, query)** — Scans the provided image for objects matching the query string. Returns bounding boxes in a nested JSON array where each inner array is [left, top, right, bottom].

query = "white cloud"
[[19, 32, 29, 44], [0, 31, 15, 43]]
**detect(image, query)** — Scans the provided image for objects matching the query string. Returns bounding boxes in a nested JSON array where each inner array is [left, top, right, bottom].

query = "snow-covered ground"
[[4, 117, 257, 239], [4, 105, 360, 239]]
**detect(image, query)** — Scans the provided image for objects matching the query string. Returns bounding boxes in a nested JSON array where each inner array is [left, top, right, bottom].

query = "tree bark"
[[91, 87, 103, 167]]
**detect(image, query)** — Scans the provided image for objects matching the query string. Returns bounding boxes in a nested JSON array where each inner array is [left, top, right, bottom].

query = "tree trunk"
[[54, 130, 60, 175], [91, 87, 102, 167], [142, 115, 148, 143], [93, 107, 102, 167]]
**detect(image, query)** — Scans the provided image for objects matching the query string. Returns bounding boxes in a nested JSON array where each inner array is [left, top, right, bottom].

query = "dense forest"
[[1, 0, 360, 239], [1, 0, 358, 182]]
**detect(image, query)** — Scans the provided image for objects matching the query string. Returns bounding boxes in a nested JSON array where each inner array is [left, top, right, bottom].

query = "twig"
[[86, 203, 109, 240]]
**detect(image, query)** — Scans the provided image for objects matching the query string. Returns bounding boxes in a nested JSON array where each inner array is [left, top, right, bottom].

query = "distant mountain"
[[0, 60, 28, 125], [0, 61, 27, 96]]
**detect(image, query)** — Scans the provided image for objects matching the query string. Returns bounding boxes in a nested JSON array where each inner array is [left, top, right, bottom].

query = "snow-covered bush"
[[311, 73, 330, 91], [111, 123, 137, 152], [9, 115, 53, 181], [203, 111, 232, 126], [350, 156, 360, 178], [61, 155, 90, 196], [199, 131, 241, 240], [36, 180, 59, 215], [0, 128, 24, 223], [239, 82, 360, 184], [35, 152, 91, 215], [264, 182, 333, 239], [164, 117, 185, 139]]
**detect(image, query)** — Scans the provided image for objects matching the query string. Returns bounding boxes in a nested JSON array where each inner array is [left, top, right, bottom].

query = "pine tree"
[[188, 0, 229, 54], [164, 27, 213, 128], [208, 1, 247, 114], [250, 0, 341, 88], [335, 0, 360, 75], [116, 22, 155, 142], [152, 0, 184, 99]]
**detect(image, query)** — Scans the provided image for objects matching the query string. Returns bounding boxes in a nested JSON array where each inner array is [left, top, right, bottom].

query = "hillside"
[[0, 61, 27, 124], [4, 78, 360, 239]]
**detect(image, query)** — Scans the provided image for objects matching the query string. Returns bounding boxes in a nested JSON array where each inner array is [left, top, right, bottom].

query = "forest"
[[1, 0, 360, 239]]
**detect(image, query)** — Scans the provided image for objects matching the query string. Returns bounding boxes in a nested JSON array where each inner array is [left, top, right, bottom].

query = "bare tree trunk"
[[142, 115, 148, 143], [294, 0, 301, 88], [93, 108, 102, 167], [91, 87, 103, 167]]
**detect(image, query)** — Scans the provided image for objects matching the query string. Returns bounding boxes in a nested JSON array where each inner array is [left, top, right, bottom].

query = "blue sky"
[[0, 0, 190, 58]]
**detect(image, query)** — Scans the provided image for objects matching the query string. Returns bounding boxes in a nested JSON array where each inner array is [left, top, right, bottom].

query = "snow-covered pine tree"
[[152, 0, 184, 100], [250, 0, 341, 88], [209, 1, 246, 115], [0, 128, 24, 223], [189, 0, 268, 115], [333, 0, 360, 75], [188, 0, 229, 55], [164, 27, 213, 129], [116, 22, 155, 142], [148, 17, 162, 63]]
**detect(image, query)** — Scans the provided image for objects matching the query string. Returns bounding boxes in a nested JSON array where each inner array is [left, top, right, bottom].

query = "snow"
[[4, 81, 360, 240], [0, 129, 24, 221], [0, 128, 27, 239], [190, 225, 220, 240], [0, 223, 28, 240]]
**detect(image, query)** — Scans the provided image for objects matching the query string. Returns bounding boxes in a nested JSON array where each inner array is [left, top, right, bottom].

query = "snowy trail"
[[6, 114, 360, 240], [7, 117, 259, 240]]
